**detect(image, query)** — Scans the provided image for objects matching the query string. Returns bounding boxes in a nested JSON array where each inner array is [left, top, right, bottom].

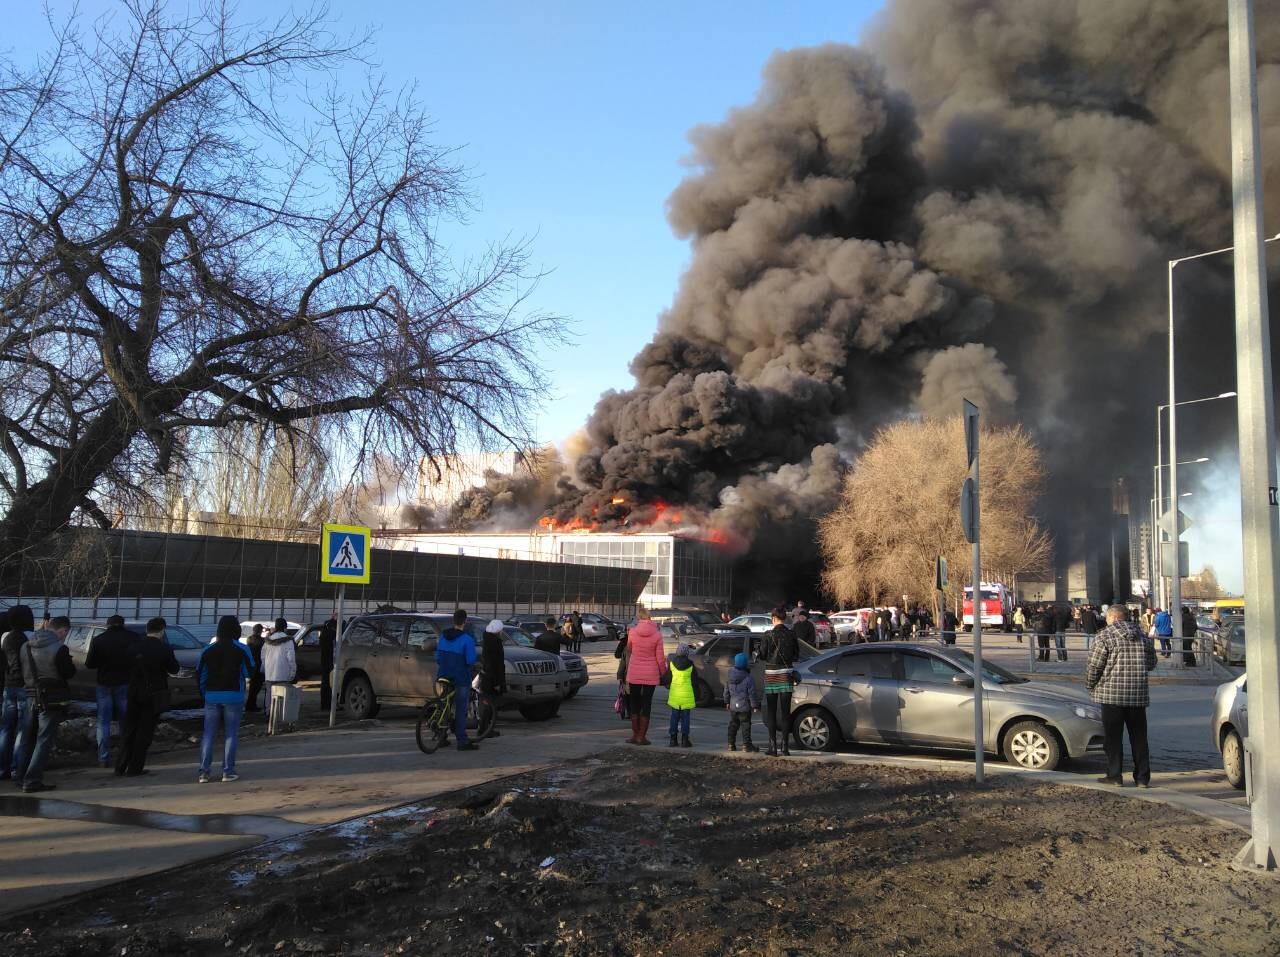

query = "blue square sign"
[[321, 523, 371, 584]]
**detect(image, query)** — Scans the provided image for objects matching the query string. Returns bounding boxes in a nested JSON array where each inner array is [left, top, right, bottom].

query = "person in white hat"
[[480, 619, 507, 739]]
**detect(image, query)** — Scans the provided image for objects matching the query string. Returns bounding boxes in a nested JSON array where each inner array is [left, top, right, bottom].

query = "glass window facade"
[[557, 534, 730, 607]]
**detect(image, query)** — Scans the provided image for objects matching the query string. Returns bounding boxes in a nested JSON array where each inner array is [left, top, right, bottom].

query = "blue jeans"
[[668, 708, 691, 738], [199, 700, 245, 775], [454, 683, 470, 746], [96, 684, 129, 763], [0, 688, 32, 777], [22, 708, 64, 788]]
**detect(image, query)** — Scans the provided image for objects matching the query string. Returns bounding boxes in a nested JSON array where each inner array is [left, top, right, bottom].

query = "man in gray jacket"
[[1085, 605, 1157, 788]]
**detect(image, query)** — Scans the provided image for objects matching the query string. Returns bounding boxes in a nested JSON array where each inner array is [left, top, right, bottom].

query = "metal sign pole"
[[328, 583, 345, 728], [962, 399, 984, 784], [1228, 0, 1280, 871]]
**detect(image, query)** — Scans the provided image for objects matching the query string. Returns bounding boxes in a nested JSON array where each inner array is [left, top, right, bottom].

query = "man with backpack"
[[18, 616, 76, 793], [116, 618, 179, 777]]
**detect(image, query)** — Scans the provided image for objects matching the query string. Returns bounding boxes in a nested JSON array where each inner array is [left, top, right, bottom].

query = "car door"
[[703, 634, 748, 700], [292, 625, 322, 679], [833, 649, 899, 743], [399, 618, 440, 701], [897, 650, 974, 746], [346, 619, 403, 698]]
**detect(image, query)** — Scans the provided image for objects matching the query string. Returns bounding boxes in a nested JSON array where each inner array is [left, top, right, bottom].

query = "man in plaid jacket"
[[1086, 605, 1158, 787]]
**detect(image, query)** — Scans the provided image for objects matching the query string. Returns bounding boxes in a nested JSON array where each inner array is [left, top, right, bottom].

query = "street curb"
[[686, 744, 1252, 834]]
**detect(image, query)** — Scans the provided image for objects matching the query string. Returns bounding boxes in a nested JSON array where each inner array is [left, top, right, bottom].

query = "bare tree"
[[0, 2, 561, 570], [1182, 566, 1227, 601], [820, 418, 1053, 609]]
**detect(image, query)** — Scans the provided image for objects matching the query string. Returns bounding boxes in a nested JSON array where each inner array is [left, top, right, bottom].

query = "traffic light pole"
[[1228, 0, 1280, 870]]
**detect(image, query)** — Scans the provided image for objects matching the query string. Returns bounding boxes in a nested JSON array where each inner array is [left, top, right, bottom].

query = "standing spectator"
[[791, 608, 816, 650], [1012, 605, 1026, 642], [535, 616, 562, 656], [318, 615, 337, 711], [852, 612, 867, 644], [1140, 606, 1156, 638], [1051, 604, 1071, 662], [1080, 604, 1100, 651], [624, 607, 667, 746], [0, 606, 34, 782], [17, 616, 76, 793], [1180, 606, 1199, 668], [725, 652, 760, 752], [1032, 606, 1050, 662], [196, 616, 255, 783], [759, 608, 799, 757], [941, 607, 958, 646], [480, 619, 507, 739], [116, 618, 179, 777], [260, 618, 297, 710], [436, 609, 479, 752], [244, 624, 266, 713], [86, 614, 139, 769], [875, 609, 889, 642], [1086, 605, 1157, 787], [570, 610, 585, 653], [665, 641, 695, 748], [1153, 607, 1173, 658]]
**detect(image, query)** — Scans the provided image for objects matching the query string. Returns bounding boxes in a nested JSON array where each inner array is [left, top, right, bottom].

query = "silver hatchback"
[[788, 642, 1104, 771]]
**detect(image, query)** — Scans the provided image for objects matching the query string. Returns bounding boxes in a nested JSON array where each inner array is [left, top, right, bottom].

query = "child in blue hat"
[[725, 651, 760, 752]]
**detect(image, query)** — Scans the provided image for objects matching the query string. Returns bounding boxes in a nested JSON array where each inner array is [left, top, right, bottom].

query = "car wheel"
[[793, 707, 840, 752], [693, 676, 714, 708], [519, 701, 560, 722], [343, 674, 377, 721], [1003, 720, 1061, 771], [1223, 728, 1245, 790]]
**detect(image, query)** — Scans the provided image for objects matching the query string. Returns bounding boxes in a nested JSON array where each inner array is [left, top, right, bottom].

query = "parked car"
[[288, 623, 327, 680], [239, 620, 302, 640], [65, 620, 202, 706], [502, 624, 589, 697], [1212, 673, 1247, 790], [686, 632, 820, 707], [1213, 620, 1247, 666], [811, 613, 834, 647], [828, 609, 874, 642], [558, 612, 620, 642], [506, 614, 557, 639], [657, 622, 714, 652], [336, 613, 567, 723], [727, 614, 774, 633], [649, 608, 748, 637], [786, 642, 1105, 771]]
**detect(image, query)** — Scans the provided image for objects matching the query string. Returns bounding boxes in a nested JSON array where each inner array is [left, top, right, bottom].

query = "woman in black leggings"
[[623, 608, 668, 745], [759, 608, 799, 756]]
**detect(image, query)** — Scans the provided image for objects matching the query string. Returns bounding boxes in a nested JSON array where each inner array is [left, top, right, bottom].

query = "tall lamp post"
[[1155, 396, 1234, 608], [1150, 487, 1196, 606], [1168, 237, 1279, 623]]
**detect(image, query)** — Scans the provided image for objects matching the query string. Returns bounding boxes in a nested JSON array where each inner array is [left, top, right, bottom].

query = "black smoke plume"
[[459, 2, 1280, 605]]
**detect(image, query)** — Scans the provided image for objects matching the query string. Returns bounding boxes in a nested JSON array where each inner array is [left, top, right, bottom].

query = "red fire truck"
[[962, 582, 1012, 631]]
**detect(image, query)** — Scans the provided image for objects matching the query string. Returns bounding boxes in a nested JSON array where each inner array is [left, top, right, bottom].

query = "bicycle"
[[416, 676, 495, 754]]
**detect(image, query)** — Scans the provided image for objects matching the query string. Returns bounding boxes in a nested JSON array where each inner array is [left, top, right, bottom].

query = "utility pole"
[[1228, 0, 1280, 871], [961, 399, 984, 784]]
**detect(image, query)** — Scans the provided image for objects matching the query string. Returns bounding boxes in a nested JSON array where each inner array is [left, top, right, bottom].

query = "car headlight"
[[1073, 705, 1101, 721]]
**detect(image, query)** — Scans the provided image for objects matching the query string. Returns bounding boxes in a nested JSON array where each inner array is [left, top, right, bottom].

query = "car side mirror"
[[952, 674, 975, 688]]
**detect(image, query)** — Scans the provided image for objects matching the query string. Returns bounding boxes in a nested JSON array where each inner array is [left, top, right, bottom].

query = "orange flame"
[[611, 497, 626, 505]]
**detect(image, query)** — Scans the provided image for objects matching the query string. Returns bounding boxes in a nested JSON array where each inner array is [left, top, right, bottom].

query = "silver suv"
[[336, 614, 568, 722]]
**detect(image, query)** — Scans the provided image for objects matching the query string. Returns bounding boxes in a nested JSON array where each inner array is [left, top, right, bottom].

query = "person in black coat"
[[536, 617, 563, 656], [1180, 606, 1199, 667], [244, 624, 266, 713], [480, 619, 506, 738], [318, 617, 337, 711], [116, 618, 179, 777], [791, 608, 816, 649], [1052, 604, 1071, 662]]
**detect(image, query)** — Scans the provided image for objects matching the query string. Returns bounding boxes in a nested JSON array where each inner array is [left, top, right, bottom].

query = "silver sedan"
[[1211, 673, 1247, 790], [787, 642, 1104, 771]]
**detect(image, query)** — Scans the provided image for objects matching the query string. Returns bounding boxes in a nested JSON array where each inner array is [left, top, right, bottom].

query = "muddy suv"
[[336, 613, 567, 722]]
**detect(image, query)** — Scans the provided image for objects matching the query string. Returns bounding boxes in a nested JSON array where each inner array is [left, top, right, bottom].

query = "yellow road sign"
[[321, 523, 372, 584]]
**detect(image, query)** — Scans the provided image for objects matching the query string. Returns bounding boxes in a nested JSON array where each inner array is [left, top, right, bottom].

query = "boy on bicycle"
[[436, 609, 479, 752]]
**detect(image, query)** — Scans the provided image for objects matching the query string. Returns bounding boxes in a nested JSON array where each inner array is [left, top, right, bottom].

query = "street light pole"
[[1228, 0, 1280, 871]]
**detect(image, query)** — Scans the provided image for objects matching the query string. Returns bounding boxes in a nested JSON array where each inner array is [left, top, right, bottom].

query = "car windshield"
[[949, 650, 1026, 684], [163, 626, 202, 650], [503, 628, 534, 647], [687, 611, 721, 627]]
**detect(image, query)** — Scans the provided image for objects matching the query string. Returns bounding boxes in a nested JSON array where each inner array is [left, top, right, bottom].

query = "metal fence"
[[1, 528, 650, 634], [1018, 630, 1217, 676]]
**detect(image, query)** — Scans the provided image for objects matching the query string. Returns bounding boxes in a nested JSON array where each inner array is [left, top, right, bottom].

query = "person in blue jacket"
[[436, 608, 479, 752], [196, 615, 255, 783], [1153, 607, 1174, 658]]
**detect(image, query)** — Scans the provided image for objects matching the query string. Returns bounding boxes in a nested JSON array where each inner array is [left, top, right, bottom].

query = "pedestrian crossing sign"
[[321, 523, 372, 584]]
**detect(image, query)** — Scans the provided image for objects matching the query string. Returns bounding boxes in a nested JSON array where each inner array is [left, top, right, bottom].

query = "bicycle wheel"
[[471, 697, 496, 739], [416, 701, 449, 754]]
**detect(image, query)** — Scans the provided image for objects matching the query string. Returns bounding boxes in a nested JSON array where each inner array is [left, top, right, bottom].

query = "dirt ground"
[[4, 749, 1278, 956]]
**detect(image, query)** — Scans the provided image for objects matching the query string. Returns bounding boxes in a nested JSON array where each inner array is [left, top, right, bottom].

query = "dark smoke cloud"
[[456, 2, 1280, 603]]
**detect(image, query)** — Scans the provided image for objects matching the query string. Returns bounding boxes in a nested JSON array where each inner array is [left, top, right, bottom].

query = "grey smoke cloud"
[[917, 344, 1017, 424]]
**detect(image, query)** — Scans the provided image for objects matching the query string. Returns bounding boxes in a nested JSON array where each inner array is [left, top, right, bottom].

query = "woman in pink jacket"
[[624, 608, 668, 745]]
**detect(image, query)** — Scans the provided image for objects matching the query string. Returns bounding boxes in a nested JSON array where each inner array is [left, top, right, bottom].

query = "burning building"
[[379, 529, 732, 611]]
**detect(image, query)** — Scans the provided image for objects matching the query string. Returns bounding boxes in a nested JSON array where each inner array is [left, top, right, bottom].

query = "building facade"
[[379, 530, 732, 611]]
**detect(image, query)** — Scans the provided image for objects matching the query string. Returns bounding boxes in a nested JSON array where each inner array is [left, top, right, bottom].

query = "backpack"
[[24, 644, 70, 713]]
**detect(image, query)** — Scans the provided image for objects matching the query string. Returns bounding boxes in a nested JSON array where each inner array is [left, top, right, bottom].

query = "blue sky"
[[8, 0, 883, 445]]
